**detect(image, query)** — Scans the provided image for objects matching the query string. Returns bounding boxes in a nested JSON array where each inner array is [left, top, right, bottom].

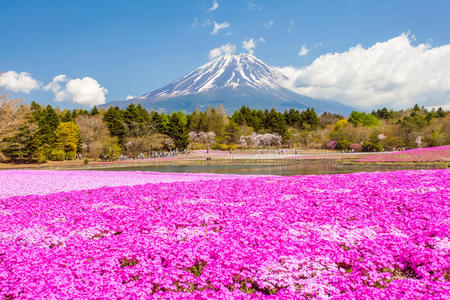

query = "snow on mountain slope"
[[137, 54, 285, 100], [103, 54, 354, 114]]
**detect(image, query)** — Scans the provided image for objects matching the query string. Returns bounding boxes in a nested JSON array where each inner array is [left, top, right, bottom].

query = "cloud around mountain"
[[209, 43, 236, 60], [277, 33, 450, 110]]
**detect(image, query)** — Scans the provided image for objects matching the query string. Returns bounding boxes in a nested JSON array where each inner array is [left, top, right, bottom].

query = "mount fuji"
[[104, 54, 353, 114]]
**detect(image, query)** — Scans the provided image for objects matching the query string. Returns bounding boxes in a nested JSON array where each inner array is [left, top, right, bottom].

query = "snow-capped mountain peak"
[[138, 53, 286, 100], [104, 54, 353, 114]]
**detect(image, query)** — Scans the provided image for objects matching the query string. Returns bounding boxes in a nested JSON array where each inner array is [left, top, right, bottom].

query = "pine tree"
[[303, 108, 320, 130], [61, 110, 73, 122], [104, 106, 126, 144], [437, 107, 446, 118], [35, 105, 60, 147], [30, 101, 44, 123], [1, 123, 39, 162], [224, 121, 240, 144], [71, 110, 78, 120], [150, 111, 166, 134], [91, 106, 99, 115], [167, 112, 189, 150]]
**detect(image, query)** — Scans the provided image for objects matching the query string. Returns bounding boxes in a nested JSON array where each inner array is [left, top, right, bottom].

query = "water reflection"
[[91, 160, 440, 176]]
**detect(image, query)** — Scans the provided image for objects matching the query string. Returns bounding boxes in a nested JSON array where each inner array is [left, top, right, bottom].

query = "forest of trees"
[[0, 93, 448, 163]]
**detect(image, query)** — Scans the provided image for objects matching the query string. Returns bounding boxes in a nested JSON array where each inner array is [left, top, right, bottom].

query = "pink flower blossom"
[[0, 169, 448, 298], [358, 146, 450, 162]]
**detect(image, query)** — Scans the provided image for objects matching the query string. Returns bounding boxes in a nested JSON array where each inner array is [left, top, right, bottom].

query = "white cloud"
[[126, 95, 135, 100], [43, 74, 67, 93], [45, 75, 107, 106], [264, 20, 273, 29], [207, 0, 219, 12], [209, 43, 237, 60], [288, 19, 294, 33], [298, 45, 310, 56], [211, 21, 229, 35], [242, 38, 256, 55], [259, 37, 266, 43], [276, 33, 450, 109], [0, 71, 40, 93], [190, 17, 198, 29]]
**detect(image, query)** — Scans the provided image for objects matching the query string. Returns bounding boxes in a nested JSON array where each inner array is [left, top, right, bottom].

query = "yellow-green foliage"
[[54, 122, 80, 154], [334, 119, 349, 131]]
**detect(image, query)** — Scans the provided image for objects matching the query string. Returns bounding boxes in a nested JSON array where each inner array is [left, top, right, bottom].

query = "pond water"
[[91, 160, 441, 176]]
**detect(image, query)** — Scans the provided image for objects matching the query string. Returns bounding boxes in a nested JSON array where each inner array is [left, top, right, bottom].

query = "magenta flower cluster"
[[358, 145, 450, 163], [0, 170, 250, 199], [0, 169, 449, 298]]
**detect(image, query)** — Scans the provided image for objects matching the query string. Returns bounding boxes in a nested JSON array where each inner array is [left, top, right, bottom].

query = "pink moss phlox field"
[[0, 170, 253, 199], [0, 170, 449, 298], [357, 145, 450, 163]]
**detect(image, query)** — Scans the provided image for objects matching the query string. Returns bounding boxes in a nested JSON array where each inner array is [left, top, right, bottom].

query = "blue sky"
[[1, 0, 450, 110]]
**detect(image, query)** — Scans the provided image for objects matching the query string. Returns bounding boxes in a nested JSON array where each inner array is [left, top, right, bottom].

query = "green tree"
[[34, 105, 60, 148], [328, 129, 351, 150], [150, 111, 167, 134], [436, 107, 446, 118], [224, 121, 241, 144], [1, 123, 39, 162], [362, 131, 383, 152], [54, 122, 80, 159], [189, 108, 203, 132], [90, 106, 99, 115], [398, 113, 427, 148], [232, 106, 264, 132], [264, 109, 287, 139], [335, 119, 349, 131], [349, 111, 379, 127], [302, 108, 320, 130], [167, 111, 189, 150], [284, 109, 302, 128], [61, 110, 73, 122], [104, 106, 126, 144], [30, 101, 44, 122]]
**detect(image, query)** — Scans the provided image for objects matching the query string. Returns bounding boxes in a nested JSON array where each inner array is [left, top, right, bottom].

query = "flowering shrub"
[[240, 133, 282, 148], [327, 140, 337, 150], [358, 145, 450, 162], [349, 143, 362, 152], [189, 131, 216, 146], [0, 169, 448, 298]]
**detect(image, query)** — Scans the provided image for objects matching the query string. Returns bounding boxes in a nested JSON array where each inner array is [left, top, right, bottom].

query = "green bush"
[[48, 149, 66, 161], [66, 151, 76, 160], [34, 147, 47, 163], [363, 142, 383, 152], [84, 158, 89, 165], [336, 139, 351, 151], [349, 111, 379, 127]]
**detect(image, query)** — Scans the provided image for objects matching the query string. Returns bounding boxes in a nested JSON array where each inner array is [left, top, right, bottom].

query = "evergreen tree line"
[[0, 96, 448, 163]]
